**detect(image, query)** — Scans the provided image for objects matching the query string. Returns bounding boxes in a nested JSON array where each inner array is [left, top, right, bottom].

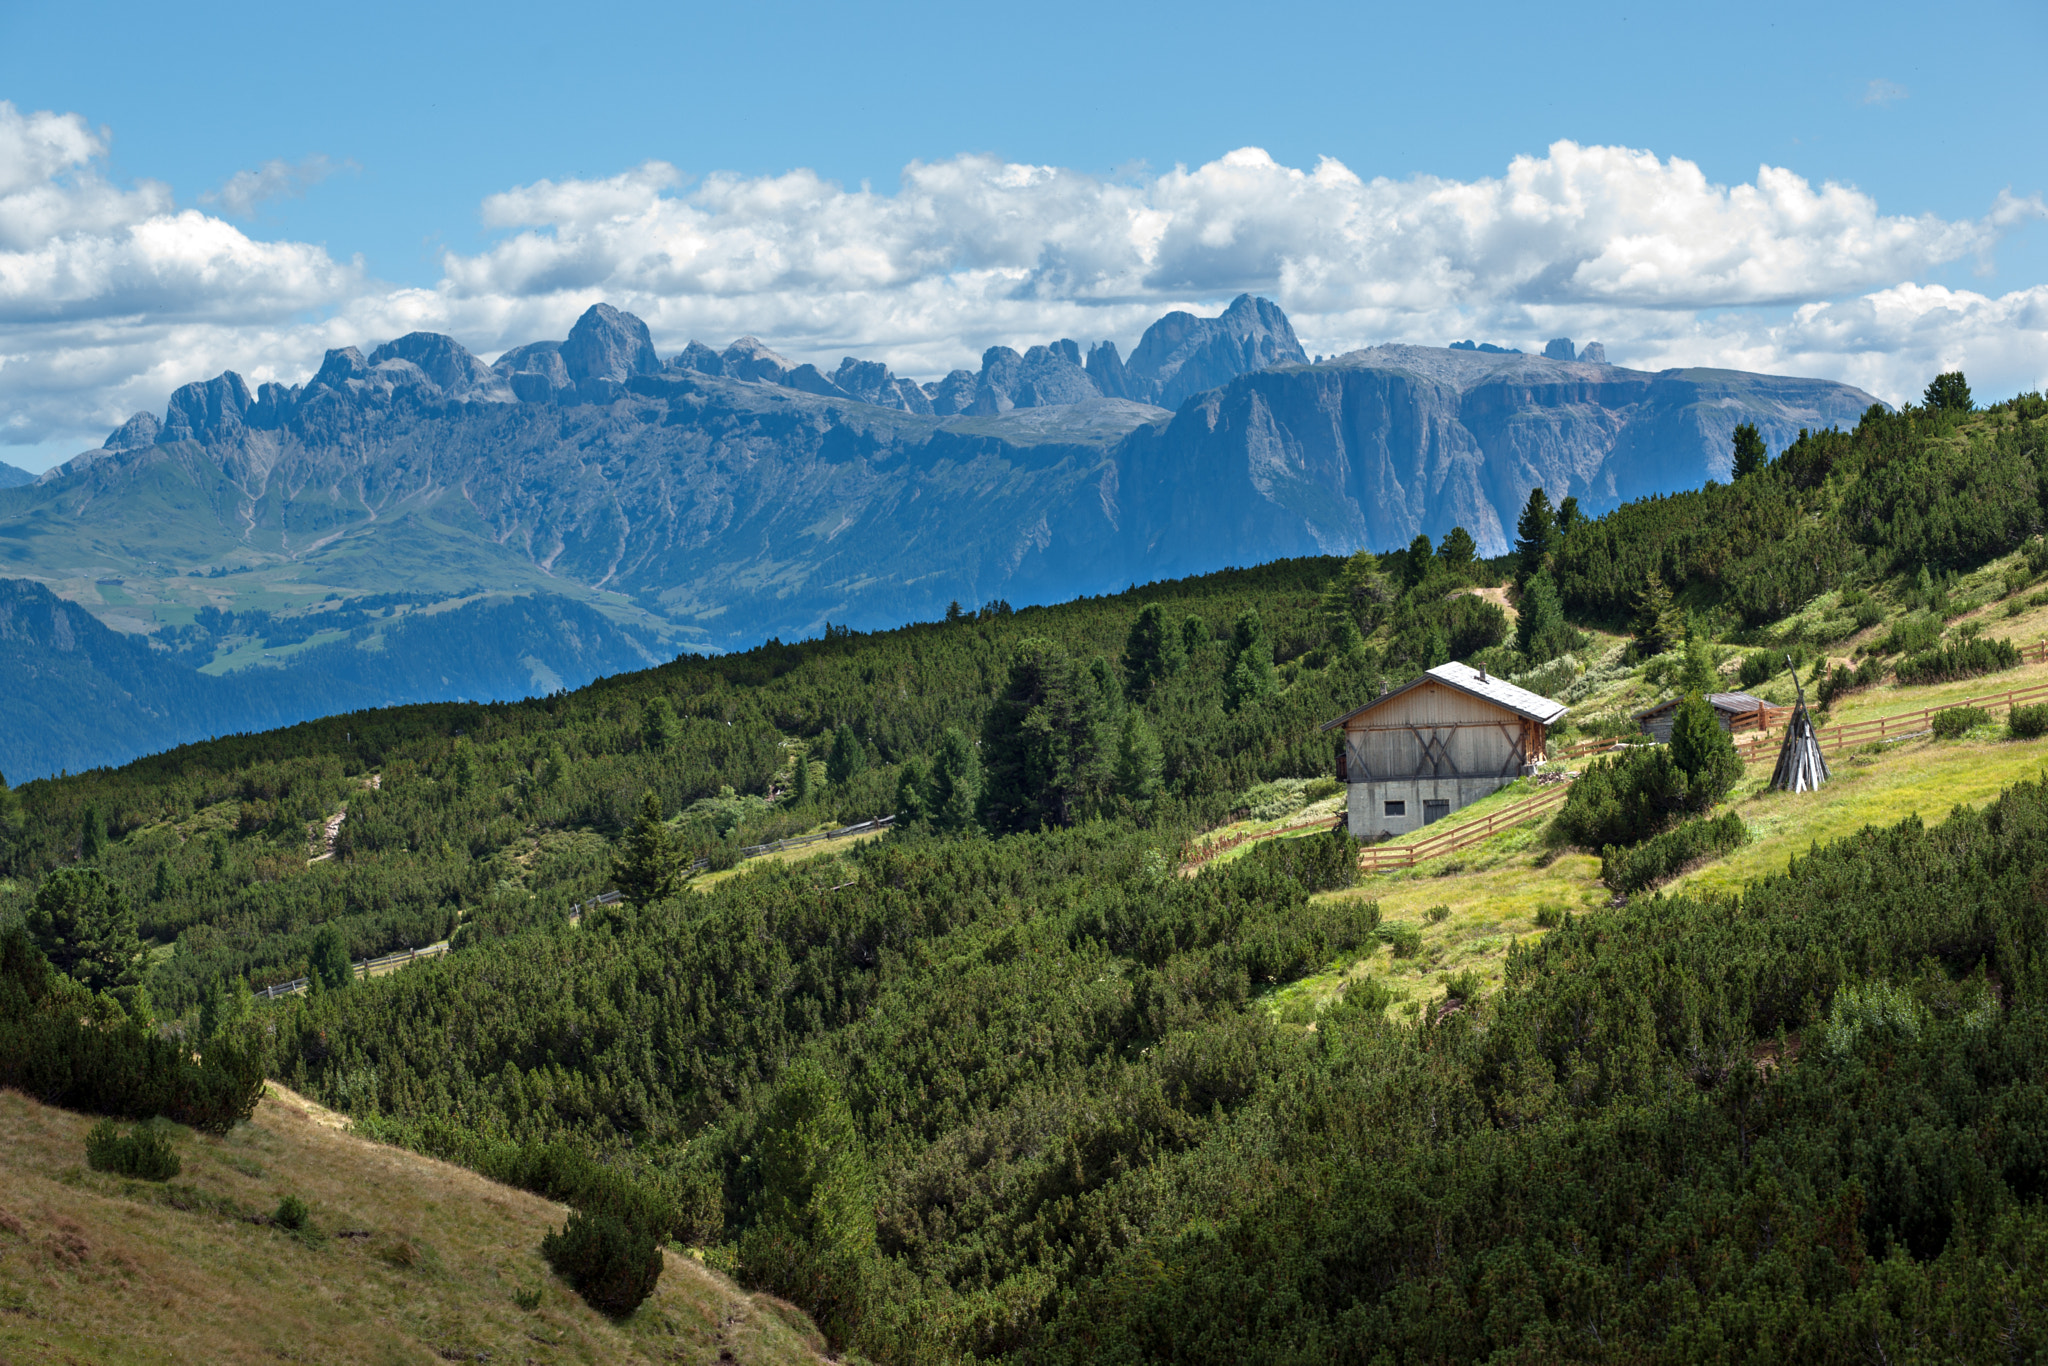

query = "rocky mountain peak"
[[367, 332, 511, 402], [561, 304, 661, 388]]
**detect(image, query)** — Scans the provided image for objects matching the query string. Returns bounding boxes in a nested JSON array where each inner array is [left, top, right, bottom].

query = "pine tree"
[[308, 922, 353, 993], [739, 1060, 876, 1335], [27, 866, 145, 994], [1923, 371, 1972, 414], [926, 728, 980, 833], [977, 639, 1113, 832], [641, 697, 677, 753], [1404, 533, 1435, 587], [150, 857, 174, 902], [1633, 572, 1681, 656], [1669, 691, 1742, 810], [1555, 496, 1582, 535], [1514, 486, 1558, 585], [1181, 614, 1212, 654], [788, 745, 814, 806], [893, 758, 929, 827], [1731, 422, 1767, 479], [1112, 711, 1165, 811], [1515, 570, 1573, 665], [1680, 622, 1718, 694], [1319, 550, 1396, 638], [825, 725, 866, 787], [612, 790, 683, 906], [451, 738, 477, 791], [1437, 526, 1477, 569], [78, 803, 105, 862], [1223, 610, 1276, 712], [1121, 603, 1185, 701]]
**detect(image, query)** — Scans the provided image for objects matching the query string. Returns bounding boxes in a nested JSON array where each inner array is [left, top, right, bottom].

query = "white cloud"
[[1864, 78, 1910, 105], [202, 154, 349, 217], [1, 105, 2045, 467]]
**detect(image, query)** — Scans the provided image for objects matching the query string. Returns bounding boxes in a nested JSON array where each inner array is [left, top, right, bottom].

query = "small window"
[[1423, 799, 1451, 825], [1384, 800, 1406, 817]]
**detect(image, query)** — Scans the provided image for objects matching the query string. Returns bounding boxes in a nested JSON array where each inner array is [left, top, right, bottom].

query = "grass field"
[[1265, 717, 2048, 1027], [0, 1085, 827, 1366]]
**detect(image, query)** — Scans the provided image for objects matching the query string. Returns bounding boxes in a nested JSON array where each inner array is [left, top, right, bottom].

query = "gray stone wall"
[[1346, 774, 1519, 841]]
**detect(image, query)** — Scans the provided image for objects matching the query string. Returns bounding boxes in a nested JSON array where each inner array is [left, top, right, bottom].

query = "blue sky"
[[1, 0, 2043, 469]]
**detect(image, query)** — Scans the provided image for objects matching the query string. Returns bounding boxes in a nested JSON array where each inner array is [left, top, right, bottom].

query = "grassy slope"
[[0, 1086, 826, 1366]]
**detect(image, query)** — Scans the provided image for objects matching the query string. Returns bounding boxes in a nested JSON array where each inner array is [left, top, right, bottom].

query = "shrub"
[[1378, 923, 1423, 958], [1932, 706, 1991, 740], [2009, 703, 2048, 739], [1441, 970, 1484, 1005], [1553, 746, 1689, 849], [542, 1207, 663, 1318], [1533, 904, 1564, 929], [85, 1117, 181, 1180], [1737, 651, 1781, 689], [0, 929, 264, 1133], [1876, 612, 1943, 657], [1241, 824, 1359, 893], [274, 1194, 310, 1231], [1600, 812, 1749, 895], [1894, 636, 2021, 686], [1817, 658, 1884, 708], [1425, 903, 1450, 924]]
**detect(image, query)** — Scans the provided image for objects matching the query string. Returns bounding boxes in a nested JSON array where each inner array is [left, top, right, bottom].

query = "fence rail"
[[259, 940, 450, 1000], [685, 814, 895, 871], [1358, 783, 1572, 872]]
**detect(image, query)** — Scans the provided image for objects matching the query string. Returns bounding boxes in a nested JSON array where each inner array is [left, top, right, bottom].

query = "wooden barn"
[[1634, 691, 1767, 743], [1321, 661, 1568, 841]]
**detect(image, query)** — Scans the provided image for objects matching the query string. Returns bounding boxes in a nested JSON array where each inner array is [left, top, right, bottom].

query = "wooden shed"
[[1320, 662, 1568, 841], [1635, 691, 1767, 743]]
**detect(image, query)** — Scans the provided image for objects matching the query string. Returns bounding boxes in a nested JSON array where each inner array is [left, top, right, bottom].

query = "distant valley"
[[0, 295, 1879, 776]]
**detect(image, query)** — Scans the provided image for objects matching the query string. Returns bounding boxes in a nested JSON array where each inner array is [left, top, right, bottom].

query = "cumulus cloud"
[[202, 153, 350, 217], [1, 103, 2044, 466]]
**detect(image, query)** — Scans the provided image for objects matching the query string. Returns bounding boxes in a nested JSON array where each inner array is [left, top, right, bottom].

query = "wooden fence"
[[1357, 784, 1573, 872], [259, 940, 450, 1000], [685, 814, 895, 871]]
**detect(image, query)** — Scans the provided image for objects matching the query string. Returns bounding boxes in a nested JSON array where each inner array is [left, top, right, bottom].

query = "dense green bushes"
[[541, 1209, 662, 1318], [0, 928, 263, 1131], [1932, 705, 1992, 739], [85, 1117, 181, 1179], [2010, 702, 2048, 738], [1600, 810, 1748, 894], [1238, 822, 1359, 892], [1894, 635, 2021, 685]]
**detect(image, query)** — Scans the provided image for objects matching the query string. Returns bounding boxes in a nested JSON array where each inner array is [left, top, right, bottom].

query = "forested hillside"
[[6, 381, 2048, 1360]]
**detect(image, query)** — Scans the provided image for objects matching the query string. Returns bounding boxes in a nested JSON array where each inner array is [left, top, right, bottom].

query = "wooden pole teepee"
[[1771, 652, 1830, 793]]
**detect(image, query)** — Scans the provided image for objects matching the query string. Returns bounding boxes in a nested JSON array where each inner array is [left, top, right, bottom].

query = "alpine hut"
[[1321, 661, 1568, 841], [1635, 691, 1767, 742]]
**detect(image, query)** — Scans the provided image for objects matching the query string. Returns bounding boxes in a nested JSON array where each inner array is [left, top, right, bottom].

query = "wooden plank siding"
[[1341, 679, 1546, 781]]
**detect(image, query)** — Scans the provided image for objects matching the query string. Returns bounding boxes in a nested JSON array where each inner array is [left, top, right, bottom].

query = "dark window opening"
[[1423, 799, 1451, 824], [1384, 800, 1406, 817]]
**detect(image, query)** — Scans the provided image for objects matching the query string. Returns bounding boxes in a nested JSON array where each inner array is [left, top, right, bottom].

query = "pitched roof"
[[1634, 691, 1768, 721], [1319, 661, 1569, 731]]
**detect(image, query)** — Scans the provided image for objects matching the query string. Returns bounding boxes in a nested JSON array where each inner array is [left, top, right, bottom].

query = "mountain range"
[[0, 295, 1880, 776]]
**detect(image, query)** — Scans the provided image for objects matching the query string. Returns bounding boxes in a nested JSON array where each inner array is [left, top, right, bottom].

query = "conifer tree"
[[926, 728, 979, 833], [1680, 622, 1718, 694], [1181, 615, 1212, 654], [978, 639, 1112, 832], [613, 790, 683, 905], [825, 725, 866, 787], [1113, 711, 1164, 811], [1514, 487, 1558, 585], [78, 803, 105, 862], [451, 737, 477, 791], [1924, 370, 1972, 414], [1515, 570, 1573, 665], [1404, 533, 1435, 587], [1437, 526, 1477, 569], [740, 1061, 876, 1336], [1319, 550, 1396, 638], [1633, 571, 1681, 656], [1555, 495, 1582, 535], [1224, 610, 1276, 711], [893, 758, 929, 827], [641, 697, 677, 753], [150, 857, 174, 903], [788, 745, 814, 806], [1121, 604, 1185, 701], [1669, 691, 1742, 810], [1731, 422, 1767, 479], [308, 922, 353, 993], [27, 866, 145, 995]]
